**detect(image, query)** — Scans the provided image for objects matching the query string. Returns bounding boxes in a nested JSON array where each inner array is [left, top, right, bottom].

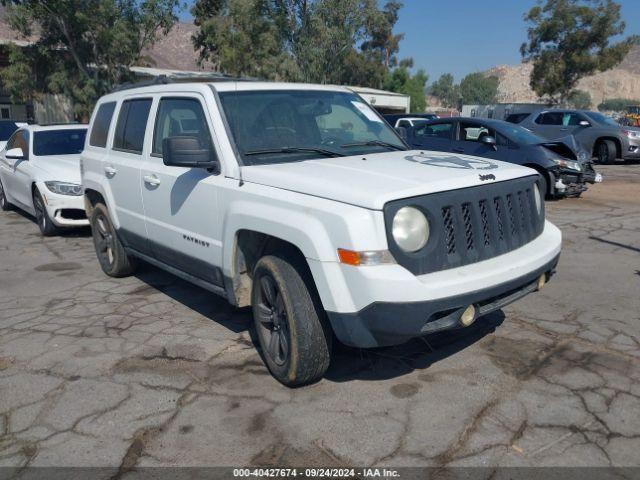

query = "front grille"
[[384, 176, 544, 276]]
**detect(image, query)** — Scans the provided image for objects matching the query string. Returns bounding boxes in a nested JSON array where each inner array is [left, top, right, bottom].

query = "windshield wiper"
[[244, 147, 342, 157], [340, 140, 406, 151]]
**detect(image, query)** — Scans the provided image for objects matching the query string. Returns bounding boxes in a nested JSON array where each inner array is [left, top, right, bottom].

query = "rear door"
[[409, 121, 455, 152], [139, 94, 225, 287], [107, 97, 153, 254]]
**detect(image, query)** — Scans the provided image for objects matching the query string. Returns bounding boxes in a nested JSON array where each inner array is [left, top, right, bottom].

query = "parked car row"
[[0, 82, 563, 387], [394, 116, 602, 198]]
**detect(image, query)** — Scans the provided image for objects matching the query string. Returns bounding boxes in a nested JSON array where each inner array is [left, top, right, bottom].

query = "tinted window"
[[414, 122, 453, 139], [584, 111, 618, 127], [397, 119, 411, 128], [153, 98, 212, 155], [0, 122, 18, 141], [505, 113, 529, 124], [90, 102, 116, 147], [535, 112, 563, 125], [33, 129, 87, 156], [113, 99, 152, 154]]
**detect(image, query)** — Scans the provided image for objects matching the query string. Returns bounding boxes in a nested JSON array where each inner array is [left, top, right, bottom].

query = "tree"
[[459, 72, 499, 107], [567, 89, 592, 109], [192, 0, 404, 87], [428, 73, 460, 109], [383, 59, 428, 112], [1, 0, 180, 117], [598, 98, 639, 112], [520, 0, 638, 102]]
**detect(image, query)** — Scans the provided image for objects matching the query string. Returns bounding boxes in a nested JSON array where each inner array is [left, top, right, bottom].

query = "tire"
[[0, 179, 12, 211], [537, 171, 550, 199], [89, 202, 137, 277], [252, 254, 332, 387], [596, 140, 616, 165], [33, 188, 59, 236]]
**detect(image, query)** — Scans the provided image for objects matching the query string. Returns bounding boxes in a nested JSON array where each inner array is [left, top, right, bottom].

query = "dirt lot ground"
[[0, 164, 639, 474]]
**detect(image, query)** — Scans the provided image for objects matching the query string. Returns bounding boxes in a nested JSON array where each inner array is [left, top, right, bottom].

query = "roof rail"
[[110, 73, 256, 93]]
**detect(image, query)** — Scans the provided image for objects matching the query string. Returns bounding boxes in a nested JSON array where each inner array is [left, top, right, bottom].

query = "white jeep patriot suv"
[[81, 81, 562, 386]]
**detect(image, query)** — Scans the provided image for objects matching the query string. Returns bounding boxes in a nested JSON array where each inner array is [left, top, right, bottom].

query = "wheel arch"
[[83, 188, 106, 218], [523, 163, 552, 195]]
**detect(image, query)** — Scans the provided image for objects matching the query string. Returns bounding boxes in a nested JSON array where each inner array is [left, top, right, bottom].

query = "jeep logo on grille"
[[479, 174, 496, 181], [405, 154, 498, 170]]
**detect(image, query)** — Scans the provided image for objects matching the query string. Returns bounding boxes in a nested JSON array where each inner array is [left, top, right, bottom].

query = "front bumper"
[[555, 163, 601, 197], [327, 253, 559, 348], [623, 142, 640, 160], [40, 189, 89, 227], [313, 220, 562, 348]]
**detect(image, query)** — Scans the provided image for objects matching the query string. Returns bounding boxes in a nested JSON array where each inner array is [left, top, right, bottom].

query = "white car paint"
[[82, 81, 562, 346], [0, 124, 89, 229]]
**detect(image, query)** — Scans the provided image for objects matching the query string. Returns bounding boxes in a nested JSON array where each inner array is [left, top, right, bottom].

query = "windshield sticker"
[[351, 101, 383, 123], [405, 154, 498, 170]]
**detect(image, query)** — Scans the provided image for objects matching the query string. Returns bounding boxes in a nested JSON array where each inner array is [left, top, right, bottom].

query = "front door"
[[456, 121, 504, 160], [140, 95, 225, 287], [0, 129, 32, 209]]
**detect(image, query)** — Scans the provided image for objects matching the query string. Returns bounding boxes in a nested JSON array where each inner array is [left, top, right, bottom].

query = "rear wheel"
[[596, 140, 616, 165], [33, 188, 59, 236], [90, 203, 137, 277], [0, 179, 12, 211], [252, 254, 331, 387]]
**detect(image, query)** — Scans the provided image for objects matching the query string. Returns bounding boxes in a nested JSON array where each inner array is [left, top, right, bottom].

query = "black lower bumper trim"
[[326, 253, 560, 348]]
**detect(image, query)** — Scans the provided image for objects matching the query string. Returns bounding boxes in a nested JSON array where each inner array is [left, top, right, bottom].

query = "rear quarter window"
[[113, 98, 152, 154], [89, 102, 116, 147]]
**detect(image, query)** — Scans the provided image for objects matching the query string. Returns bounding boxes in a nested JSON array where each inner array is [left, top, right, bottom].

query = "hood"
[[33, 154, 82, 183], [241, 150, 536, 210], [540, 135, 589, 162]]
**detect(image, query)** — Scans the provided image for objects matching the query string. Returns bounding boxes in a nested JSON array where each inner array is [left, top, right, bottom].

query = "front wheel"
[[252, 255, 331, 387], [0, 179, 12, 211], [89, 203, 137, 277], [596, 140, 616, 165], [33, 188, 59, 236]]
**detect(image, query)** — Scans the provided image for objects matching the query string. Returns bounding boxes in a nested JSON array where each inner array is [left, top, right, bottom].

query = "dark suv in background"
[[507, 109, 638, 164]]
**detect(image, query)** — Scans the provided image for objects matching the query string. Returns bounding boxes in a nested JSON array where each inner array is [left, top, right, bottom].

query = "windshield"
[[219, 90, 406, 165], [0, 122, 18, 141], [584, 111, 619, 127], [33, 129, 87, 156], [498, 123, 546, 145]]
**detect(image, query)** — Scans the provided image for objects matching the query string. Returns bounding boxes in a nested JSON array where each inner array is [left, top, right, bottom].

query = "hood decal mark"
[[405, 154, 498, 170]]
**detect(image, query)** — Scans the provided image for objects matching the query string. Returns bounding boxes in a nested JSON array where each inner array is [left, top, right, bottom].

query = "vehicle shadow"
[[133, 262, 252, 335], [325, 311, 505, 383]]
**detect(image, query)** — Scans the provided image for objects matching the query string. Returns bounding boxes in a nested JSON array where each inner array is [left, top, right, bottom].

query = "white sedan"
[[0, 124, 89, 235]]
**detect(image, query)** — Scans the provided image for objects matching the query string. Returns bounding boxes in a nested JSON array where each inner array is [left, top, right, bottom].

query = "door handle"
[[104, 165, 117, 177], [143, 174, 161, 187]]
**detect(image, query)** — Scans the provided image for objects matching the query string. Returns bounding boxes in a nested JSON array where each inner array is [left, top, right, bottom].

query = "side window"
[[89, 102, 116, 147], [113, 98, 152, 154], [8, 130, 29, 156], [563, 113, 583, 126], [459, 122, 493, 142], [535, 112, 563, 125], [414, 122, 453, 139], [152, 98, 213, 156], [397, 119, 410, 128]]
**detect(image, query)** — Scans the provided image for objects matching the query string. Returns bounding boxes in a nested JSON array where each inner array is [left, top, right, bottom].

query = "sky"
[[179, 0, 640, 84]]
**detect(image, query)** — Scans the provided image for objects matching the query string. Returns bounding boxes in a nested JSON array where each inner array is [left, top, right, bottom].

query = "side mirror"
[[162, 136, 219, 173], [578, 120, 591, 127], [480, 135, 497, 147], [6, 147, 25, 160], [395, 126, 408, 141]]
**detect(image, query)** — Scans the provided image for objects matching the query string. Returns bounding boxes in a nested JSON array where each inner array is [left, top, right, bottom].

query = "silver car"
[[509, 109, 639, 164]]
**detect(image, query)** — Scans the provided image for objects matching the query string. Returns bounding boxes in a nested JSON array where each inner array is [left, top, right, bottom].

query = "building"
[[461, 103, 552, 121]]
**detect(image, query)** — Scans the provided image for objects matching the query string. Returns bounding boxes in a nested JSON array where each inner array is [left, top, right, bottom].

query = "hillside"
[[486, 46, 640, 106]]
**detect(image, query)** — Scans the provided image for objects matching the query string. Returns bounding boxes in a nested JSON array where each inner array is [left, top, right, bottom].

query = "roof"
[[348, 86, 409, 98]]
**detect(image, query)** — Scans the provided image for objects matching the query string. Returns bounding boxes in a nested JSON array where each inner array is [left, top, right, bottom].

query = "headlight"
[[534, 184, 542, 216], [623, 129, 638, 138], [552, 158, 581, 171], [45, 181, 83, 196], [392, 206, 429, 252]]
